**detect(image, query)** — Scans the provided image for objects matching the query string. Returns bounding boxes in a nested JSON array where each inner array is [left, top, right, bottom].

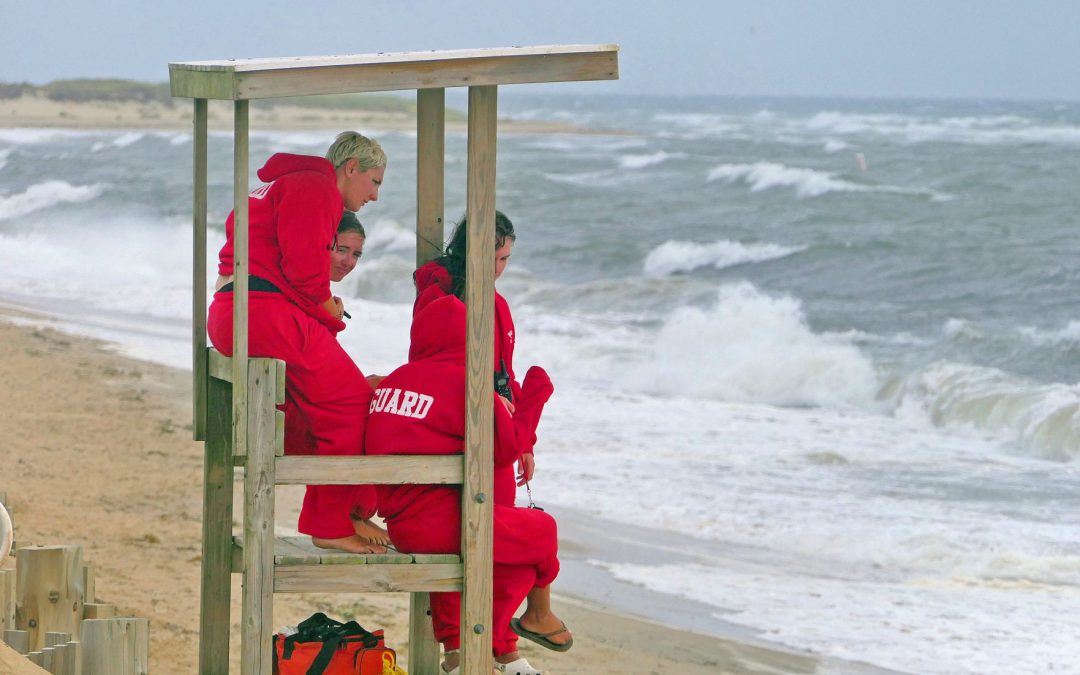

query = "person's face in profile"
[[342, 160, 384, 211], [331, 232, 365, 282]]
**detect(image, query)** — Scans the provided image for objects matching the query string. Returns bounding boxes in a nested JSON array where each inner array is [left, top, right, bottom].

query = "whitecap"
[[0, 180, 105, 222], [643, 238, 803, 277]]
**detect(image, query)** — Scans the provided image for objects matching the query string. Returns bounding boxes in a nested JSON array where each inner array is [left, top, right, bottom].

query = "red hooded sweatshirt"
[[366, 295, 549, 524], [217, 153, 345, 332]]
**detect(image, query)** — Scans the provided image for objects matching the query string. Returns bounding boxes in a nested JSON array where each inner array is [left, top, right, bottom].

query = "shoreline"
[[0, 302, 892, 673], [0, 94, 630, 135]]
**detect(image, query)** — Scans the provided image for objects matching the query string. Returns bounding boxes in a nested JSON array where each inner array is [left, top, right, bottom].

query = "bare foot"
[[351, 517, 393, 549], [516, 610, 573, 648], [311, 534, 386, 554]]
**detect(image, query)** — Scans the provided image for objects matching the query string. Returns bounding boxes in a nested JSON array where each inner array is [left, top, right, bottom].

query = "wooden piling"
[[80, 618, 148, 675], [0, 568, 15, 632], [3, 628, 29, 654], [15, 546, 84, 650]]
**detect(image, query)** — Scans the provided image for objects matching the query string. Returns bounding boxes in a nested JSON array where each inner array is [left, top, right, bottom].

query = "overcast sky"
[[4, 1, 1080, 100]]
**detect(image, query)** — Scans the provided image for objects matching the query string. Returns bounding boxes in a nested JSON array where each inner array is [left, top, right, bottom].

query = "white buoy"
[[855, 152, 867, 172], [0, 501, 12, 559]]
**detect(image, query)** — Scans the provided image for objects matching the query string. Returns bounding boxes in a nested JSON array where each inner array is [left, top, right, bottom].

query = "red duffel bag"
[[273, 612, 404, 675]]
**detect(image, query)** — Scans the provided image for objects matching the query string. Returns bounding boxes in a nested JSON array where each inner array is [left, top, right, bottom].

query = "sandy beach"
[[0, 309, 873, 674], [0, 93, 623, 135]]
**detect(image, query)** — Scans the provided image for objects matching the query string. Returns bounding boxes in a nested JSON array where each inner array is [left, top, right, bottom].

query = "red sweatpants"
[[386, 490, 559, 656], [207, 292, 375, 538]]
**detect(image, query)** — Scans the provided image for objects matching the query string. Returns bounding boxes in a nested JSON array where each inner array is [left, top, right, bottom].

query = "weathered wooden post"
[[81, 618, 148, 675], [15, 546, 84, 650], [3, 628, 29, 654], [0, 567, 15, 632], [81, 604, 115, 620]]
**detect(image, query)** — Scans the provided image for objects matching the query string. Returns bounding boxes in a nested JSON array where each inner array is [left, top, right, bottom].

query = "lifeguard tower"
[[168, 44, 618, 674]]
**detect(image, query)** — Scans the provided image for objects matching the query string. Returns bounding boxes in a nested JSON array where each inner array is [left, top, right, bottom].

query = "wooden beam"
[[231, 100, 250, 471], [199, 374, 233, 673], [193, 98, 208, 441], [416, 88, 446, 266], [409, 593, 441, 675], [80, 619, 148, 675], [241, 356, 275, 675], [274, 564, 463, 593], [274, 455, 463, 485], [169, 45, 619, 100], [460, 84, 497, 675], [15, 546, 84, 650]]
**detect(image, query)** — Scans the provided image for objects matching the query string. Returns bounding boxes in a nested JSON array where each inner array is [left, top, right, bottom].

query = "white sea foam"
[[1017, 320, 1080, 346], [0, 128, 98, 144], [643, 238, 803, 277], [616, 150, 681, 169], [0, 180, 105, 222], [823, 137, 849, 153], [622, 282, 879, 408], [0, 148, 11, 171], [112, 132, 145, 148], [805, 110, 1080, 146], [707, 161, 950, 200]]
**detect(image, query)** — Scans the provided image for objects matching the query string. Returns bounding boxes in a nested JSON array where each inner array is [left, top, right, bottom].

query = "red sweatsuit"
[[364, 295, 558, 656], [207, 153, 375, 538], [413, 261, 533, 507]]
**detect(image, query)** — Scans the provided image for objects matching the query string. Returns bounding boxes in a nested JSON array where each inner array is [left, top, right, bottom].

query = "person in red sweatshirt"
[[207, 131, 387, 554], [365, 295, 570, 675], [413, 211, 533, 508]]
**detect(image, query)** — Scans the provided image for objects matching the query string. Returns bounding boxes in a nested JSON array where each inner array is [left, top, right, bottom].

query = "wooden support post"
[[15, 546, 84, 650], [27, 651, 42, 667], [417, 88, 446, 266], [40, 647, 53, 672], [64, 641, 81, 675], [3, 629, 29, 654], [79, 565, 93, 606], [460, 84, 497, 675], [80, 618, 148, 675], [82, 604, 115, 621], [193, 97, 209, 441], [0, 568, 15, 632], [408, 592, 440, 675], [232, 99, 251, 470], [199, 373, 233, 673], [241, 359, 276, 675]]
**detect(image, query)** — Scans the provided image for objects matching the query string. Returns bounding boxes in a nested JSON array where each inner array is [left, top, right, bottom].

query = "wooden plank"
[[274, 455, 463, 485], [80, 618, 148, 675], [198, 373, 233, 674], [3, 629, 29, 654], [193, 98, 208, 441], [80, 563, 94, 605], [231, 99, 250, 472], [15, 546, 84, 650], [416, 88, 446, 266], [408, 592, 440, 675], [274, 409, 285, 457], [460, 84, 497, 674], [0, 568, 14, 632], [274, 564, 462, 593], [82, 604, 115, 620], [241, 353, 275, 675], [169, 45, 619, 99], [410, 554, 461, 564], [207, 348, 231, 382]]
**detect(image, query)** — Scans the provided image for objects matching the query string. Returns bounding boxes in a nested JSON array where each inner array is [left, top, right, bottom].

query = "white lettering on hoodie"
[[369, 387, 434, 419]]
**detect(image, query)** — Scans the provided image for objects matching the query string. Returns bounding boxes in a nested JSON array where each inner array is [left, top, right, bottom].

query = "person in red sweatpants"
[[207, 131, 387, 554], [365, 295, 569, 675]]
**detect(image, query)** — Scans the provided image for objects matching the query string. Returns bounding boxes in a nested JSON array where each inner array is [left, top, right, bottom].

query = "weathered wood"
[[81, 604, 115, 620], [64, 640, 80, 675], [231, 99, 251, 474], [460, 84, 498, 674], [417, 88, 446, 266], [80, 618, 148, 675], [43, 632, 68, 647], [53, 642, 74, 675], [169, 45, 619, 100], [0, 568, 15, 632], [39, 647, 53, 672], [274, 564, 463, 593], [408, 593, 440, 675], [241, 353, 275, 675], [79, 565, 93, 606], [3, 629, 29, 654], [231, 535, 461, 569], [198, 373, 233, 674], [15, 546, 84, 650], [274, 455, 463, 485], [0, 639, 43, 673], [27, 651, 42, 666], [193, 97, 209, 441]]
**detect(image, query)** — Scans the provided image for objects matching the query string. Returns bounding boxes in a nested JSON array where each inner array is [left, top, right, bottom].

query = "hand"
[[321, 296, 344, 321], [498, 394, 516, 415], [516, 453, 535, 486], [333, 296, 345, 318], [365, 374, 386, 389]]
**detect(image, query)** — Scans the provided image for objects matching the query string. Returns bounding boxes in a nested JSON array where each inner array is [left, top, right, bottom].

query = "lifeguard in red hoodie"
[[366, 295, 571, 674], [413, 211, 537, 509], [206, 131, 387, 554]]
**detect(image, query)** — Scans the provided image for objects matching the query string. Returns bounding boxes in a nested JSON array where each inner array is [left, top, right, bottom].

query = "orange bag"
[[273, 612, 403, 675]]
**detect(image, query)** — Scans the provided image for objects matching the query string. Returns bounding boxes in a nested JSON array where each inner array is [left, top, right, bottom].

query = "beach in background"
[[3, 91, 1080, 673]]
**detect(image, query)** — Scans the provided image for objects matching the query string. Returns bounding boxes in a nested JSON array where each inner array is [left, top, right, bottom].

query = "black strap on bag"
[[278, 612, 381, 675]]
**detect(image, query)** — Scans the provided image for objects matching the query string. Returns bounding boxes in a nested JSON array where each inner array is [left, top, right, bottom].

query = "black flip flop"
[[510, 617, 574, 652]]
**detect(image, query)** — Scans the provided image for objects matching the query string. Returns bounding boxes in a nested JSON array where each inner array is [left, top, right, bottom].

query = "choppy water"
[[2, 94, 1080, 673]]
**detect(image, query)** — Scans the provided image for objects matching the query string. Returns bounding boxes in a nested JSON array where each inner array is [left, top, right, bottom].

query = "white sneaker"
[[495, 657, 543, 675]]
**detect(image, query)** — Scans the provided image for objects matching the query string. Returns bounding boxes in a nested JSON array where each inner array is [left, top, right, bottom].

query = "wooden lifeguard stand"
[[168, 45, 618, 674]]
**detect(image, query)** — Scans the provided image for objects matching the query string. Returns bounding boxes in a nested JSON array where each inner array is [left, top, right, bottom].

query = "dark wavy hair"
[[438, 210, 516, 300]]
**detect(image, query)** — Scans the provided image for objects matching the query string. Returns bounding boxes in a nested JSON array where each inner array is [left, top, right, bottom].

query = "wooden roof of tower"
[[169, 44, 619, 99], [170, 43, 618, 675]]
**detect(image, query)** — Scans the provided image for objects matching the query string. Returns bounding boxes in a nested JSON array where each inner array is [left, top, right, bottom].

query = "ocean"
[[2, 93, 1079, 674]]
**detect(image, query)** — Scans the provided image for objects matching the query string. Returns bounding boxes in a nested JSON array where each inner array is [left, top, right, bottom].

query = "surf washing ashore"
[[2, 93, 1080, 673]]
